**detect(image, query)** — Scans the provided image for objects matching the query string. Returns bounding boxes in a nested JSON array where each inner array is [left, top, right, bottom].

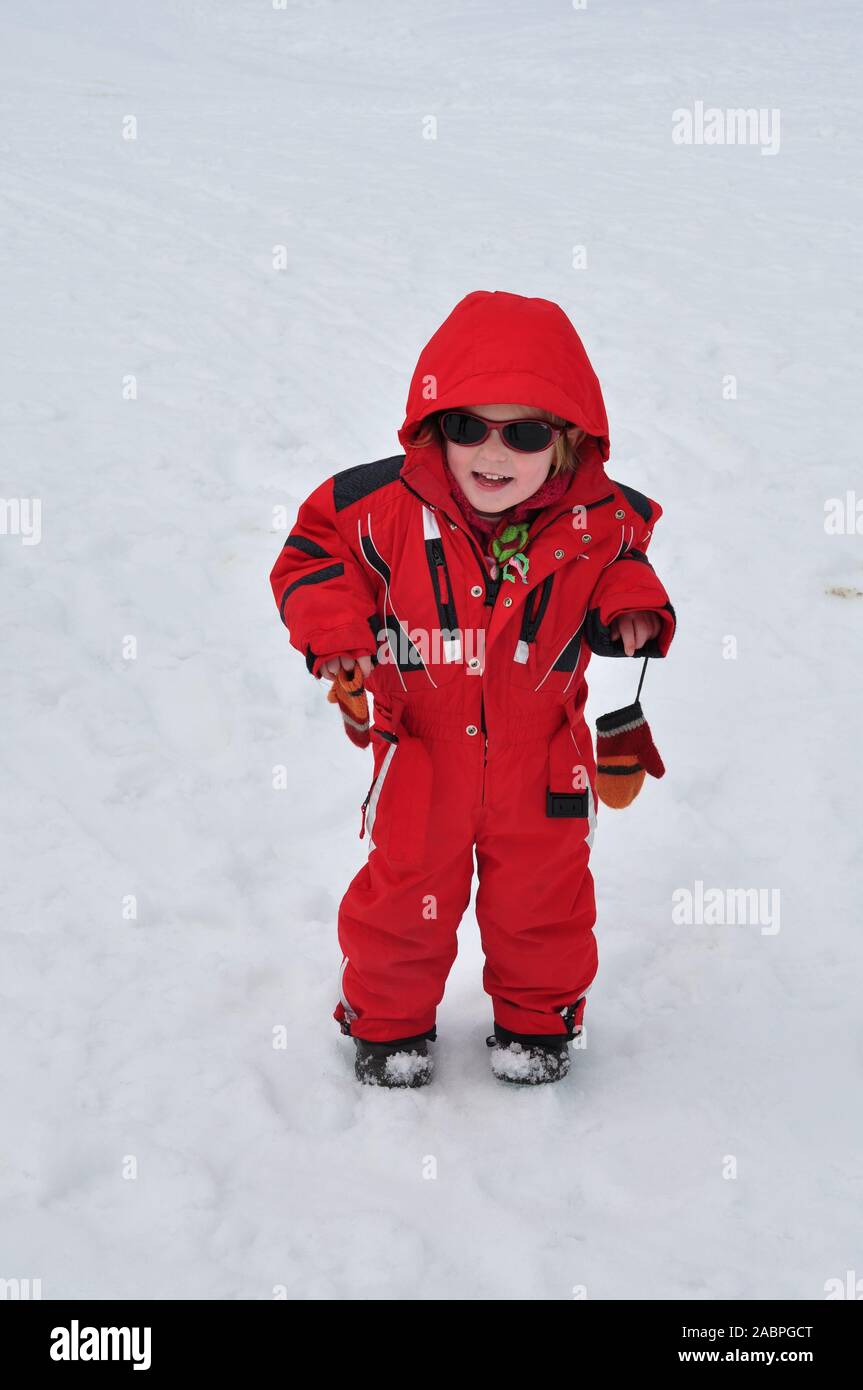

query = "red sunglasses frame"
[[438, 409, 574, 454]]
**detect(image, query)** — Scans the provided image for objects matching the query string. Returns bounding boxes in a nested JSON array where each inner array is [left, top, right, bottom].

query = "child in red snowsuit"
[[270, 290, 676, 1087]]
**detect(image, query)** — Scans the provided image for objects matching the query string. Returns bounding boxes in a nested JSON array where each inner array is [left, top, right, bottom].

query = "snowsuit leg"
[[474, 719, 598, 1038], [334, 702, 597, 1043], [334, 712, 479, 1043]]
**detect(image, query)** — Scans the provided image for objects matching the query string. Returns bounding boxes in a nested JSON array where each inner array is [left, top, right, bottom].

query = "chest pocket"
[[423, 531, 463, 670], [507, 574, 588, 697], [360, 514, 463, 693], [398, 505, 468, 688]]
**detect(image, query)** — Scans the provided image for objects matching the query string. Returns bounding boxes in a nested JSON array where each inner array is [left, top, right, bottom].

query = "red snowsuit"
[[270, 291, 676, 1044]]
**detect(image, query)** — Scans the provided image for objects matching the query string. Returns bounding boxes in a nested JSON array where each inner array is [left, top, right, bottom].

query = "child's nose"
[[478, 430, 512, 465]]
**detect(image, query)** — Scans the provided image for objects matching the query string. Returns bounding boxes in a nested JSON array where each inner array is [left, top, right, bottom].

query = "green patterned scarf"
[[490, 521, 531, 584]]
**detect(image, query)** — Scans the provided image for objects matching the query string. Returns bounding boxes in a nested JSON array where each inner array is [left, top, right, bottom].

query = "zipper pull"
[[359, 783, 373, 839], [437, 561, 449, 607]]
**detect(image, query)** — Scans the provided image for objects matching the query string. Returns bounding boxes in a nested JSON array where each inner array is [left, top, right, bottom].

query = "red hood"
[[397, 289, 610, 460]]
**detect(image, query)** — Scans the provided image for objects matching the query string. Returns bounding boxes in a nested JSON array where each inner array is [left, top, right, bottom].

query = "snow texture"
[[2, 0, 861, 1300], [489, 1043, 572, 1086], [381, 1051, 433, 1088]]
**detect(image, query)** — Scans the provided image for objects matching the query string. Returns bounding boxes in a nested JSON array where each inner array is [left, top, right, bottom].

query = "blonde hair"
[[409, 408, 585, 476]]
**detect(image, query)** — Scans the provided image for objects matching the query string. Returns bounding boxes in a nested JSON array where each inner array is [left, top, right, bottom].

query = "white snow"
[[381, 1050, 433, 1088], [2, 0, 861, 1300], [489, 1042, 571, 1086]]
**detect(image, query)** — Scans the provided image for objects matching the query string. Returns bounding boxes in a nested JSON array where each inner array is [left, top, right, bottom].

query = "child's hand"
[[319, 654, 374, 679], [609, 610, 662, 656]]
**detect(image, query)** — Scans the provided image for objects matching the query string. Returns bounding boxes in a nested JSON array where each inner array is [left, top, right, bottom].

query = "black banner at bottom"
[[2, 1298, 860, 1374]]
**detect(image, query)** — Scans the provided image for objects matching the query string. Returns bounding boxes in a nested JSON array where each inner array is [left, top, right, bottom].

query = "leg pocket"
[[546, 718, 597, 844]]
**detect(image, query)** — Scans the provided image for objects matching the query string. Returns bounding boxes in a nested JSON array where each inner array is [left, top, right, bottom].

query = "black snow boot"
[[353, 1028, 436, 1088], [486, 1022, 571, 1085]]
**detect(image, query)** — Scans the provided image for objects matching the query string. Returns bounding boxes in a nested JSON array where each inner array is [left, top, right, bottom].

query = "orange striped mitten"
[[326, 665, 371, 748], [595, 699, 665, 809]]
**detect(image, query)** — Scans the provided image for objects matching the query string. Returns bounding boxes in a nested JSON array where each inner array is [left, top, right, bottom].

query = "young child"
[[270, 290, 675, 1088]]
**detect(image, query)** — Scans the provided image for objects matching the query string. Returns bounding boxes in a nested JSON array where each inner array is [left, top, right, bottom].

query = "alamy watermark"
[[672, 880, 780, 935], [672, 101, 780, 156], [824, 491, 863, 534], [1, 498, 41, 544], [50, 1321, 151, 1370], [375, 624, 486, 670]]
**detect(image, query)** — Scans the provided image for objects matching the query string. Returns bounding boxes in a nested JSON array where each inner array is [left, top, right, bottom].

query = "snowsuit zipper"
[[360, 781, 373, 837], [515, 573, 555, 663], [480, 692, 488, 806], [359, 729, 399, 841], [428, 538, 457, 629], [522, 574, 554, 641], [477, 541, 503, 807], [478, 559, 498, 807]]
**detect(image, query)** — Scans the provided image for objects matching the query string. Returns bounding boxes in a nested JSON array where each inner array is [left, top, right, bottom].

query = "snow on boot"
[[353, 1031, 434, 1088], [486, 1023, 571, 1085]]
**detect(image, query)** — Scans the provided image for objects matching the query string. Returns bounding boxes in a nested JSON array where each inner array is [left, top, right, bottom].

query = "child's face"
[[442, 403, 559, 513]]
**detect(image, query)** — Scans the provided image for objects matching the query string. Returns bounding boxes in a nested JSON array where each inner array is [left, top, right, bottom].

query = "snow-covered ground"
[[2, 0, 861, 1300]]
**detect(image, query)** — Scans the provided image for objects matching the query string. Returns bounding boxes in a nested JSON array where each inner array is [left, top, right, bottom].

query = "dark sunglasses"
[[439, 409, 571, 455]]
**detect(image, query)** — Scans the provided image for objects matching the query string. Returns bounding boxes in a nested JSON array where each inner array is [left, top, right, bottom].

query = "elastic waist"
[[397, 702, 568, 746]]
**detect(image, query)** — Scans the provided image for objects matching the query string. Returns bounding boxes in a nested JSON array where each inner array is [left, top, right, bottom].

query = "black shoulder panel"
[[333, 455, 405, 513], [611, 481, 653, 523], [283, 533, 332, 559]]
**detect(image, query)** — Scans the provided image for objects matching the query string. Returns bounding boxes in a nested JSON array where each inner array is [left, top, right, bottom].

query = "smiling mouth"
[[471, 471, 512, 487]]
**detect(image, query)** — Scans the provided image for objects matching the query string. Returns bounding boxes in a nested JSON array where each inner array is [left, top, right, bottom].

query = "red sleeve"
[[270, 477, 380, 679], [585, 490, 676, 658]]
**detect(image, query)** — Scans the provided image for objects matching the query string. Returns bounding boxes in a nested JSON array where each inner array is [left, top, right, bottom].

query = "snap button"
[[466, 724, 478, 736], [581, 533, 592, 543], [503, 596, 513, 607], [467, 657, 481, 669], [554, 548, 564, 559], [450, 522, 458, 530], [614, 508, 625, 519], [470, 584, 483, 598]]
